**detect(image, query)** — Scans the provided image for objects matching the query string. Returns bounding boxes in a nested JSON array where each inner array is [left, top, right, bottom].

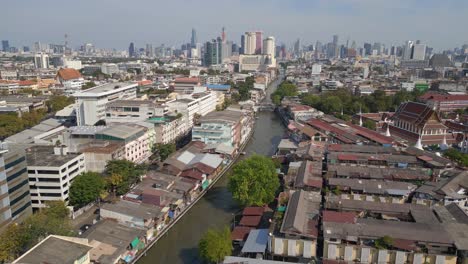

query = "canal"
[[138, 76, 286, 264]]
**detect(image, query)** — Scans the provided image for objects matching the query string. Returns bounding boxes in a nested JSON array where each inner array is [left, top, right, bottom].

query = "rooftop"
[[74, 82, 137, 97], [26, 146, 82, 167], [13, 235, 92, 264]]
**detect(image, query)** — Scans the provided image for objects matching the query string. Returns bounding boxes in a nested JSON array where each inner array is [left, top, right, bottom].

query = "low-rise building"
[[56, 68, 84, 95], [270, 190, 320, 260], [26, 146, 85, 209], [192, 109, 253, 149], [13, 235, 93, 264], [105, 100, 167, 124], [419, 93, 468, 113]]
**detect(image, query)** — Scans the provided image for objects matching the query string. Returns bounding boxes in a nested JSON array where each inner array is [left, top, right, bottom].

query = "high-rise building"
[[403, 40, 414, 60], [221, 27, 226, 43], [146, 44, 154, 57], [221, 41, 233, 62], [2, 40, 9, 52], [204, 38, 222, 66], [244, 32, 256, 55], [34, 53, 50, 69], [128, 42, 136, 58], [263, 37, 275, 58], [294, 38, 301, 56], [0, 147, 33, 233], [191, 28, 197, 48], [240, 35, 245, 54], [255, 31, 263, 54], [332, 35, 339, 58], [412, 44, 427, 60], [363, 43, 372, 56]]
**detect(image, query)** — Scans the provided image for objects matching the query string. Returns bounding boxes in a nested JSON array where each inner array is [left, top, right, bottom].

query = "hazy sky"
[[1, 0, 467, 51]]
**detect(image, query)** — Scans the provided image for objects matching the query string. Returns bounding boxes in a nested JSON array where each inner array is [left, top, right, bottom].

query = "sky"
[[1, 0, 467, 51]]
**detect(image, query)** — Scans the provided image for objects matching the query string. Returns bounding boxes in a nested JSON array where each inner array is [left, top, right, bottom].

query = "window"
[[5, 156, 26, 170], [37, 170, 59, 175]]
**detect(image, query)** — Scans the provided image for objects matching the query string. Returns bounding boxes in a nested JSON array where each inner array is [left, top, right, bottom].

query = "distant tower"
[[255, 31, 263, 54], [191, 28, 197, 48], [129, 42, 135, 57], [221, 27, 226, 43]]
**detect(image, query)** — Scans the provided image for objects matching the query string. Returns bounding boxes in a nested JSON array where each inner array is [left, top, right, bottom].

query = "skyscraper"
[[263, 36, 275, 58], [403, 40, 414, 60], [294, 38, 301, 56], [2, 40, 10, 52], [146, 44, 153, 57], [412, 44, 427, 60], [34, 53, 50, 69], [363, 43, 372, 56], [221, 27, 226, 43], [332, 35, 339, 58], [129, 42, 136, 58], [204, 38, 222, 66], [244, 32, 256, 55], [240, 35, 245, 54], [255, 31, 263, 54], [191, 28, 197, 48]]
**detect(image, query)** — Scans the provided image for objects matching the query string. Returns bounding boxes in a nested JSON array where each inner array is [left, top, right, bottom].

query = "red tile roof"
[[347, 123, 393, 145], [231, 226, 253, 241], [56, 68, 82, 80], [322, 210, 356, 224], [242, 207, 264, 216], [307, 179, 323, 188], [420, 93, 468, 102], [174, 77, 200, 84], [239, 215, 262, 227], [337, 154, 358, 161], [18, 80, 36, 86]]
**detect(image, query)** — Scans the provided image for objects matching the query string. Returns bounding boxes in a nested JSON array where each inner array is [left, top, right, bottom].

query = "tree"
[[363, 119, 376, 130], [321, 96, 342, 113], [46, 95, 74, 112], [301, 94, 321, 108], [443, 148, 468, 167], [81, 81, 96, 90], [228, 154, 279, 206], [154, 143, 176, 161], [107, 174, 124, 197], [375, 236, 394, 249], [199, 226, 232, 263], [0, 201, 74, 261], [105, 160, 147, 195], [69, 172, 106, 208]]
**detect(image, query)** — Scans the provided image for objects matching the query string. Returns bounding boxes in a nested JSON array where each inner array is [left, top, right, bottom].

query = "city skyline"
[[1, 0, 467, 51]]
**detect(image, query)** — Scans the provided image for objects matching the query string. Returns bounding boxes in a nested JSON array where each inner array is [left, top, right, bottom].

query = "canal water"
[[138, 110, 286, 264]]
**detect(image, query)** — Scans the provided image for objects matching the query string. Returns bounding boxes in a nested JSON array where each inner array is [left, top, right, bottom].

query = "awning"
[[202, 180, 210, 190], [130, 237, 140, 249]]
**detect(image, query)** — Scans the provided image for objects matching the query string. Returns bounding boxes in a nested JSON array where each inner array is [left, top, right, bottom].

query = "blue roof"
[[241, 229, 269, 254], [206, 84, 231, 90]]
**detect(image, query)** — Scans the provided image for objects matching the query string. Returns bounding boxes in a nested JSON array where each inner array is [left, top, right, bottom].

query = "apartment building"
[[105, 100, 167, 124], [192, 108, 253, 150], [95, 124, 153, 164], [74, 82, 138, 126], [0, 147, 33, 233], [166, 91, 218, 128], [26, 146, 85, 209], [147, 115, 189, 144]]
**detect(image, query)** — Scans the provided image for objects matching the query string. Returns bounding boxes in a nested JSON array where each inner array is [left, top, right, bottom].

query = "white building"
[[101, 63, 120, 75], [34, 53, 50, 69], [56, 68, 84, 95], [63, 59, 82, 70], [311, 64, 322, 75], [244, 32, 256, 55], [167, 91, 218, 128], [95, 124, 154, 164], [239, 54, 267, 72], [105, 100, 167, 124], [73, 82, 138, 126], [412, 44, 427, 60], [263, 36, 275, 58], [26, 146, 85, 209], [148, 115, 189, 144]]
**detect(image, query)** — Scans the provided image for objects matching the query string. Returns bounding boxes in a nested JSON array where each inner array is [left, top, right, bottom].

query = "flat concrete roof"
[[14, 236, 92, 264], [26, 146, 82, 167], [74, 82, 137, 97]]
